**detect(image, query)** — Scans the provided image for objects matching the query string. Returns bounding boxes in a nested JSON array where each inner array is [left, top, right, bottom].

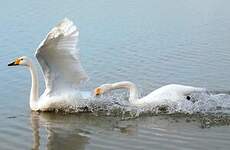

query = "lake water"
[[1, 0, 230, 149]]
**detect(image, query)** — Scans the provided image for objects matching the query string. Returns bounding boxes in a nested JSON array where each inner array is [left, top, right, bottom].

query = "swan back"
[[35, 18, 88, 95], [139, 84, 206, 105]]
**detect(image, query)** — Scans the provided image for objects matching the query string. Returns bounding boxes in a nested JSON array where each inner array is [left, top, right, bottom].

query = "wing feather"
[[35, 18, 88, 95]]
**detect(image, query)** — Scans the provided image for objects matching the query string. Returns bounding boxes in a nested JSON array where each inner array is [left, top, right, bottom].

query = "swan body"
[[8, 18, 90, 111], [94, 81, 206, 106]]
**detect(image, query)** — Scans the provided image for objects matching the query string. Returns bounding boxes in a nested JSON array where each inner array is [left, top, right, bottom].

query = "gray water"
[[1, 0, 230, 149]]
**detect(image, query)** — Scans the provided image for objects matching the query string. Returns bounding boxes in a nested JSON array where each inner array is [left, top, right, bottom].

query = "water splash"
[[177, 92, 230, 114], [47, 90, 230, 122], [91, 91, 230, 118]]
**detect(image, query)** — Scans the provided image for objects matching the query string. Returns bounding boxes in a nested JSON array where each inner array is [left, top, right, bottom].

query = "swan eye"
[[186, 96, 191, 100], [20, 58, 23, 61]]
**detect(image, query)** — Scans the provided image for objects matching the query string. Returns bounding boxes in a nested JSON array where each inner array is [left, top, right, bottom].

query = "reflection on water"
[[28, 112, 230, 150], [31, 112, 91, 150], [30, 112, 137, 150], [30, 112, 91, 150], [31, 113, 40, 150]]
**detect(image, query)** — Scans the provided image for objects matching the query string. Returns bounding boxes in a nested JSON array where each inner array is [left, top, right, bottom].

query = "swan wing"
[[152, 84, 205, 96], [140, 84, 206, 104], [35, 18, 88, 95], [168, 84, 206, 95]]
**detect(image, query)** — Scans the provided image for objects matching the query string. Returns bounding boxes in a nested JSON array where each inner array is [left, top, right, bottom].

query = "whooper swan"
[[94, 81, 206, 106], [8, 18, 90, 111]]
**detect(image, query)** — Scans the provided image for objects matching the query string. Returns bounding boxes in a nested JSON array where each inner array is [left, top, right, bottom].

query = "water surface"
[[1, 0, 230, 149]]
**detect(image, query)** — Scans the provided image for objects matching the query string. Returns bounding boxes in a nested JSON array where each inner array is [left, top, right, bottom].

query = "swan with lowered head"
[[93, 81, 206, 106], [8, 18, 90, 111]]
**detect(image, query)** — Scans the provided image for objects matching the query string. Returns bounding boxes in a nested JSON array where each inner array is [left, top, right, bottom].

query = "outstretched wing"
[[35, 18, 88, 95]]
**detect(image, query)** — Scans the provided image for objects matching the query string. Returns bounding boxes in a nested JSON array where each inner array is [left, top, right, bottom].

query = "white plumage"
[[8, 18, 90, 111], [94, 81, 206, 107], [8, 18, 206, 111], [36, 18, 88, 95]]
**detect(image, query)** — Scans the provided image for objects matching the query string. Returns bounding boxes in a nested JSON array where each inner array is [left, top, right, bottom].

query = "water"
[[1, 0, 230, 149]]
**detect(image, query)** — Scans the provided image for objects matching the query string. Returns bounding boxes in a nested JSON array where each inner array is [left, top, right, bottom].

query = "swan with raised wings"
[[94, 81, 206, 106], [8, 18, 90, 111]]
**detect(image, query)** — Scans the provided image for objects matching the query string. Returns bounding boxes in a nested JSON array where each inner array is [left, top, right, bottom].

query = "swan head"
[[93, 84, 113, 96], [8, 56, 32, 67]]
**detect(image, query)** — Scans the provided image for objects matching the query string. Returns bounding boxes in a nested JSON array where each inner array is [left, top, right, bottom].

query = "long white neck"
[[111, 81, 139, 104], [29, 63, 39, 110]]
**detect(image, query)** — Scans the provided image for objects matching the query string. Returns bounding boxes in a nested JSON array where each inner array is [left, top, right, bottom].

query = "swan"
[[8, 18, 91, 111], [93, 81, 206, 106]]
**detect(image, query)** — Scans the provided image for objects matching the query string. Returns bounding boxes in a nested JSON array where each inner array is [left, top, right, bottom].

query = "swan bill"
[[94, 88, 102, 96], [8, 59, 20, 66], [8, 61, 18, 66]]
